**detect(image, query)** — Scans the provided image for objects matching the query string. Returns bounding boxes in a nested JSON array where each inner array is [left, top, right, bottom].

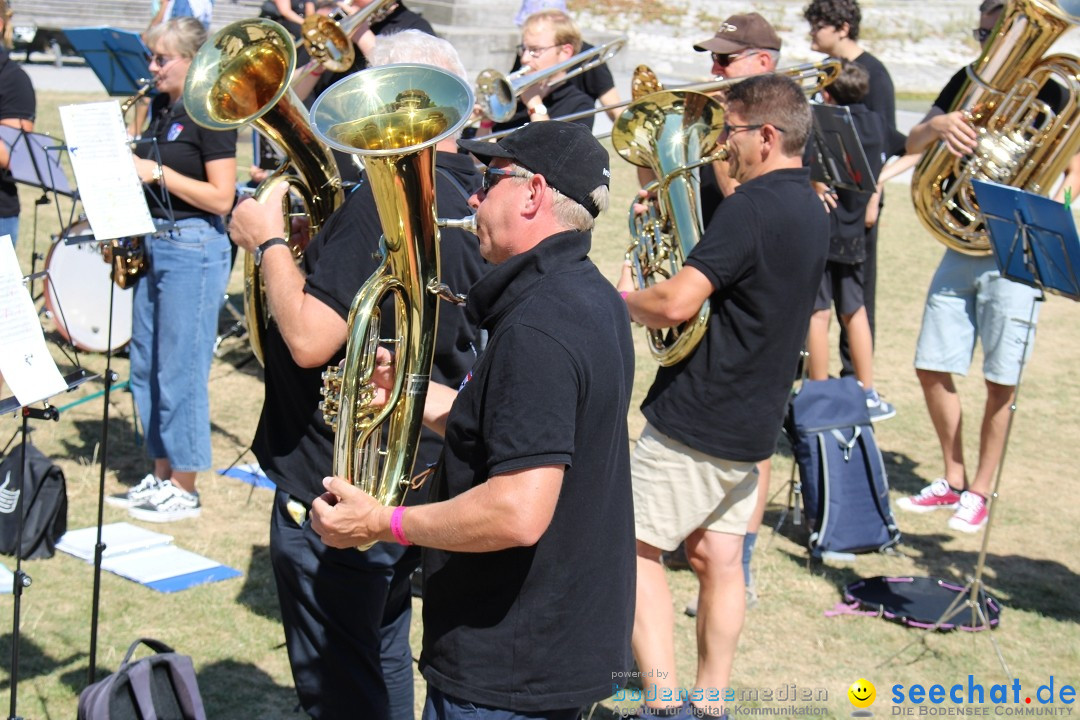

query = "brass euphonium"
[[612, 89, 725, 366], [912, 0, 1080, 255], [184, 18, 343, 365], [310, 64, 474, 544]]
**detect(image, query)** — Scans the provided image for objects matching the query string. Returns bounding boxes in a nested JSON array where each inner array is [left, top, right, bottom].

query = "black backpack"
[[78, 638, 207, 720], [0, 443, 68, 560], [784, 377, 901, 557]]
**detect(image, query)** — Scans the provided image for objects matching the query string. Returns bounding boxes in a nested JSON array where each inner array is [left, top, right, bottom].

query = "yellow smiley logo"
[[848, 678, 876, 709]]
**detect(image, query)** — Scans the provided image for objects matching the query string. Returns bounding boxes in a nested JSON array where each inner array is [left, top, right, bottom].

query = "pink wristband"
[[390, 506, 412, 546], [620, 291, 629, 300]]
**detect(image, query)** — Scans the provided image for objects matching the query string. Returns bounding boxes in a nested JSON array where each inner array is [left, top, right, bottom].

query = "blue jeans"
[[0, 215, 19, 247], [422, 687, 581, 720], [129, 216, 230, 471]]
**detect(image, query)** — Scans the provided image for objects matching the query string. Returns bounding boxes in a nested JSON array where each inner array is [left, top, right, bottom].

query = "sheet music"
[[59, 101, 155, 240], [0, 237, 68, 405]]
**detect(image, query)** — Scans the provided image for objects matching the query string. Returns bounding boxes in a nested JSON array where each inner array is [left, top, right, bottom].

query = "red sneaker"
[[896, 479, 962, 513], [948, 491, 988, 533]]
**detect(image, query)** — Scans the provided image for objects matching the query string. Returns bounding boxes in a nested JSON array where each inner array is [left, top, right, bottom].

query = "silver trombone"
[[476, 59, 842, 141], [474, 36, 625, 123]]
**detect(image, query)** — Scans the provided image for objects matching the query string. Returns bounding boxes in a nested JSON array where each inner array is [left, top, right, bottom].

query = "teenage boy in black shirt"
[[806, 60, 905, 420], [311, 121, 635, 719], [617, 75, 829, 720], [228, 32, 484, 720]]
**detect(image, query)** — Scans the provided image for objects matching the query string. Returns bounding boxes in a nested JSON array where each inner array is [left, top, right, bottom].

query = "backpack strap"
[[125, 661, 160, 720]]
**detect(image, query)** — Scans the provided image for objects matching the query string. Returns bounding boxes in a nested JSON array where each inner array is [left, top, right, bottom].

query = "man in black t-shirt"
[[0, 29, 35, 247], [804, 0, 903, 381], [229, 34, 484, 720], [617, 76, 828, 719], [311, 121, 635, 720]]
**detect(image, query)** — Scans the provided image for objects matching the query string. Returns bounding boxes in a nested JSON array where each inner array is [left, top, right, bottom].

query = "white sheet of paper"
[[101, 544, 221, 584], [56, 522, 174, 562], [59, 101, 155, 241], [0, 237, 68, 405]]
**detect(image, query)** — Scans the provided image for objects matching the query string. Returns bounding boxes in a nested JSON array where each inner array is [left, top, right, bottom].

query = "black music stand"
[[1, 262, 97, 720], [0, 127, 79, 302], [808, 104, 876, 194], [61, 27, 151, 99]]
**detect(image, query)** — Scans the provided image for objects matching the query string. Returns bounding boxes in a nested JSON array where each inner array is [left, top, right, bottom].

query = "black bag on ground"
[[0, 443, 68, 559], [78, 638, 207, 720], [784, 377, 900, 557]]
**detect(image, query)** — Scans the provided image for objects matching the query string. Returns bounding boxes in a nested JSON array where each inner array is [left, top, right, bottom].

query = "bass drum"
[[43, 220, 134, 352]]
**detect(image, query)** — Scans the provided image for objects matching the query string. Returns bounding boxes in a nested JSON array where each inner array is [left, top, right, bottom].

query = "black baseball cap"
[[458, 121, 611, 217]]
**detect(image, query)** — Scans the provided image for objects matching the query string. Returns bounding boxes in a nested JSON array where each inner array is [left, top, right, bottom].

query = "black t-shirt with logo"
[[0, 48, 36, 218], [136, 94, 237, 221], [641, 167, 829, 462], [252, 151, 485, 504], [420, 230, 635, 712]]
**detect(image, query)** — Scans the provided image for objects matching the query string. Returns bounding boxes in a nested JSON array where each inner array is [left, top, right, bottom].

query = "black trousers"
[[270, 489, 419, 720], [840, 221, 879, 375]]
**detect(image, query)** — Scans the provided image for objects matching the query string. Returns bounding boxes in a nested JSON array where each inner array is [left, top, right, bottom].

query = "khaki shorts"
[[632, 423, 759, 551]]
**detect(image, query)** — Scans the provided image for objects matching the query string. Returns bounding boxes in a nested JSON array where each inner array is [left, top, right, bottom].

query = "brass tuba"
[[185, 18, 343, 366], [912, 0, 1080, 255], [612, 89, 725, 366], [310, 64, 474, 543]]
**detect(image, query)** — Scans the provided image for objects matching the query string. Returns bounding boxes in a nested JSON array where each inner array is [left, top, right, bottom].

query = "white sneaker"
[[128, 482, 201, 522], [105, 473, 164, 508]]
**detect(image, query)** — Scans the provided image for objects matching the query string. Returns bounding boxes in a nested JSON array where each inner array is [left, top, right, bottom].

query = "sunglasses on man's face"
[[711, 50, 756, 66], [481, 166, 524, 193], [972, 27, 993, 42]]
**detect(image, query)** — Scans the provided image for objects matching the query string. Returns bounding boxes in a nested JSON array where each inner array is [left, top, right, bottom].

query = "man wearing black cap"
[[618, 75, 828, 720], [228, 32, 485, 720], [311, 120, 636, 720]]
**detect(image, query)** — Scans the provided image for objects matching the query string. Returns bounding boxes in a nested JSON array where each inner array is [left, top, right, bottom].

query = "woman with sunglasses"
[[108, 17, 237, 522]]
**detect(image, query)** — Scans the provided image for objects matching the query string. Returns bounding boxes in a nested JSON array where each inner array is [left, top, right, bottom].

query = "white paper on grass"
[[59, 101, 155, 241], [0, 237, 67, 405], [56, 522, 174, 562], [101, 544, 220, 584]]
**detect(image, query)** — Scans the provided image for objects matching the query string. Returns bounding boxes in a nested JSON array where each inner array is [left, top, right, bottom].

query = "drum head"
[[44, 221, 134, 353]]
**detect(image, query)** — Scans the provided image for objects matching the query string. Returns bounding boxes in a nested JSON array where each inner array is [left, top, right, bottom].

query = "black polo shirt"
[[491, 81, 595, 133], [135, 94, 236, 221], [0, 49, 35, 218], [641, 167, 829, 462], [252, 151, 485, 504], [420, 229, 636, 712]]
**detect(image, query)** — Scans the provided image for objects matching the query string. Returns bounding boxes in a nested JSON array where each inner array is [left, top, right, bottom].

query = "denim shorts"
[[421, 686, 580, 720], [129, 216, 231, 471], [914, 250, 1040, 386]]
